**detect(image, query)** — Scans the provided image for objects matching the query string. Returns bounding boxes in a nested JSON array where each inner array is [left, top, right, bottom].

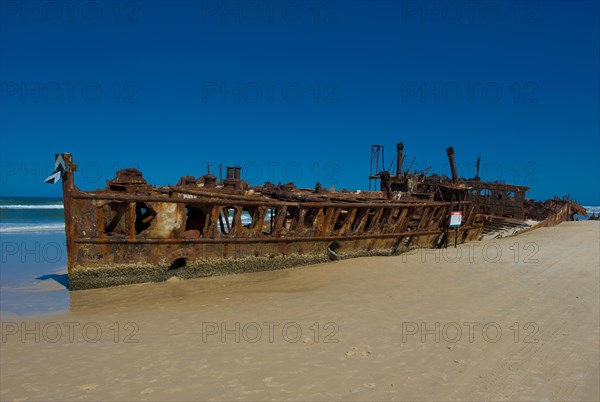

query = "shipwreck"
[[46, 144, 586, 289]]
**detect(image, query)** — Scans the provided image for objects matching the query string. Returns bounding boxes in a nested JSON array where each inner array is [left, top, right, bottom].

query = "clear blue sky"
[[1, 0, 598, 205]]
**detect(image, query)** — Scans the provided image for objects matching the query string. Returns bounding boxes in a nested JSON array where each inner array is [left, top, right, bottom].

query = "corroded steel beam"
[[396, 142, 404, 177], [73, 192, 465, 209], [446, 146, 458, 183]]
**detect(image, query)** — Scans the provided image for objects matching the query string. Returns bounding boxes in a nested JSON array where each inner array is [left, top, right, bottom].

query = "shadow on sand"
[[36, 273, 70, 289]]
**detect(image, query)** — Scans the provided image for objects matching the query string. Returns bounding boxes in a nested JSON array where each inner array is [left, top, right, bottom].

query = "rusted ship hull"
[[51, 142, 585, 290], [54, 154, 483, 290]]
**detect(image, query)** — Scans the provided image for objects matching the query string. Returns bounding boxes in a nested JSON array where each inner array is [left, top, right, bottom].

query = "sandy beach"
[[1, 221, 598, 401]]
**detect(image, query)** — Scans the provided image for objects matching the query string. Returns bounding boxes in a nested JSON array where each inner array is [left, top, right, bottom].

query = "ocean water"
[[0, 196, 65, 234], [0, 197, 68, 315], [1, 196, 598, 316], [583, 206, 600, 216]]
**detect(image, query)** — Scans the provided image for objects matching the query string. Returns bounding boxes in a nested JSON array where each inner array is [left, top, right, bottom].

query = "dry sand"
[[1, 221, 599, 401]]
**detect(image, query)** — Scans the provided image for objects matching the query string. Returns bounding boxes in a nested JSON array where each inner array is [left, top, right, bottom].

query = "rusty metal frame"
[[57, 153, 485, 289]]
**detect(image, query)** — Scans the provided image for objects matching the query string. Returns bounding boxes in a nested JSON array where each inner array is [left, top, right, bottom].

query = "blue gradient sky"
[[1, 1, 598, 204]]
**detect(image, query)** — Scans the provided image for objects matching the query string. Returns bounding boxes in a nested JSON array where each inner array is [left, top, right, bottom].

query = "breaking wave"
[[0, 204, 63, 210], [0, 223, 65, 234]]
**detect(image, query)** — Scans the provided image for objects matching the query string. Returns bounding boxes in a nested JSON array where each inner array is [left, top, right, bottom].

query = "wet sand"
[[1, 221, 598, 401]]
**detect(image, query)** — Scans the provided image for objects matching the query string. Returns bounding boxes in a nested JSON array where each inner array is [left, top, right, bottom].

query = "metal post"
[[396, 142, 404, 177], [450, 193, 458, 248], [446, 146, 458, 183], [454, 226, 458, 248]]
